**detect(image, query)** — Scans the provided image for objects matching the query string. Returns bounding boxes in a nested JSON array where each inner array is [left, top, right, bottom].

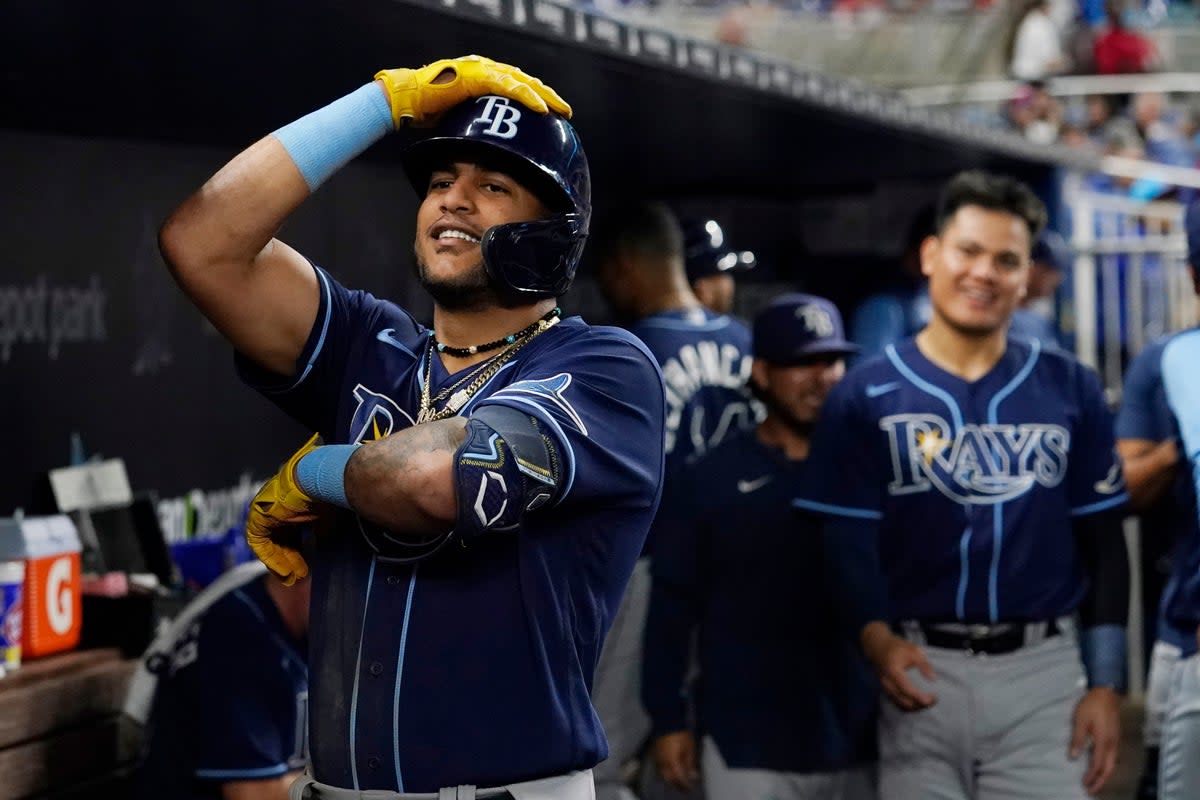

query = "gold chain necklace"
[[416, 315, 561, 423]]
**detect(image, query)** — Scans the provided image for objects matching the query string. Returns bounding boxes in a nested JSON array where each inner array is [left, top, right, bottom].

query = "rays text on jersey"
[[881, 412, 1069, 504]]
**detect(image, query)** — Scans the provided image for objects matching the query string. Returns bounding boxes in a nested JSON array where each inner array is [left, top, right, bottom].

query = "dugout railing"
[[1061, 171, 1198, 696]]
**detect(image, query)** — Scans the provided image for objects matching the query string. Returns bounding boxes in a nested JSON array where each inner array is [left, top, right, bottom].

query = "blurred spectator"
[[1008, 81, 1065, 144], [1086, 94, 1120, 144], [1011, 230, 1070, 348], [1061, 121, 1093, 149], [1009, 0, 1071, 80], [1093, 0, 1161, 75]]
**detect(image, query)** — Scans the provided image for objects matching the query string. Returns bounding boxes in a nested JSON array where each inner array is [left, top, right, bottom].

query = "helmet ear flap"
[[482, 215, 588, 299]]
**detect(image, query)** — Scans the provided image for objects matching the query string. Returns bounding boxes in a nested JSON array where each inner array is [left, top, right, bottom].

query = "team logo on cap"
[[796, 304, 834, 337], [475, 96, 522, 140]]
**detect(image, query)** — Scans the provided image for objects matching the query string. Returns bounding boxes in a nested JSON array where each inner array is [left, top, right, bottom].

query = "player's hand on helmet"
[[246, 433, 325, 586], [374, 55, 572, 129], [653, 731, 699, 792], [862, 622, 938, 711], [1071, 686, 1121, 796]]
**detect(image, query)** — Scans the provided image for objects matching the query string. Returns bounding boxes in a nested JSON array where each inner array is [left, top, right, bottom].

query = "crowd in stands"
[[995, 0, 1200, 202]]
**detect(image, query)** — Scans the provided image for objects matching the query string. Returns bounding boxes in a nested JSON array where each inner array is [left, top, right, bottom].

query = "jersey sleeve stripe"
[[289, 265, 335, 391], [1070, 493, 1130, 516], [792, 497, 882, 520]]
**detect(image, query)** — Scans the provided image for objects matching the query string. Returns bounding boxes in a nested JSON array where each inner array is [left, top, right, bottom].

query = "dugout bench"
[[0, 649, 138, 800]]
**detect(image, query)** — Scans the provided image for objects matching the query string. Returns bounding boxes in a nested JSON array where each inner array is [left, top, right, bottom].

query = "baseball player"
[[1009, 230, 1069, 349], [595, 202, 758, 481], [1119, 199, 1200, 800], [848, 206, 935, 361], [158, 57, 666, 798], [794, 170, 1130, 799], [642, 292, 877, 800], [126, 561, 311, 800], [681, 217, 755, 316], [590, 202, 758, 799]]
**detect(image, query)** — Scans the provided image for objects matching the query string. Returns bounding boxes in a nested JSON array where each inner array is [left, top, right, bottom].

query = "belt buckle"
[[966, 624, 992, 639], [964, 624, 992, 655]]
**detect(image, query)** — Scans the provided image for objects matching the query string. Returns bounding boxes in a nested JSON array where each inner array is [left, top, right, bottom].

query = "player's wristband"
[[271, 83, 393, 191], [294, 444, 359, 508], [1080, 624, 1127, 693]]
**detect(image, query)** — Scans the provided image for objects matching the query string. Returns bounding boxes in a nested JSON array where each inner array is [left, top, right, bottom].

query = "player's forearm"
[[1119, 438, 1179, 509], [345, 419, 469, 536], [220, 772, 299, 800], [1073, 510, 1130, 691]]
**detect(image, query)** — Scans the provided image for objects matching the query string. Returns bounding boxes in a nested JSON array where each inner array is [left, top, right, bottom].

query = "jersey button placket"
[[369, 661, 383, 676]]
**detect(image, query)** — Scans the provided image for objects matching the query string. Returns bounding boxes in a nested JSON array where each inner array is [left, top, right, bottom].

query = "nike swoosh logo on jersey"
[[376, 328, 417, 357], [737, 475, 773, 493], [865, 381, 900, 398]]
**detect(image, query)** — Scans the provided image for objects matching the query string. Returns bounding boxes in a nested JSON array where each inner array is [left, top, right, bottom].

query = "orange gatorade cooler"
[[0, 515, 82, 659]]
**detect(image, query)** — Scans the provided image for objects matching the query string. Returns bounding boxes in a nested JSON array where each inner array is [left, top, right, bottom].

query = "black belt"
[[895, 618, 1063, 655]]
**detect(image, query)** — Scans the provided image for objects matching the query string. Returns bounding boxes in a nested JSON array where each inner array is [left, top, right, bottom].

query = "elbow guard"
[[454, 405, 561, 541]]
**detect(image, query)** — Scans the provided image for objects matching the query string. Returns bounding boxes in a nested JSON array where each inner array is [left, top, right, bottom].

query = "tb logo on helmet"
[[475, 96, 522, 139]]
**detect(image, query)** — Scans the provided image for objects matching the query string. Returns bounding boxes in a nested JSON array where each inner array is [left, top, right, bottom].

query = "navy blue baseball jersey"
[[642, 430, 877, 773], [238, 267, 666, 792], [137, 572, 308, 799], [794, 337, 1127, 623], [628, 308, 756, 476], [1120, 332, 1200, 655]]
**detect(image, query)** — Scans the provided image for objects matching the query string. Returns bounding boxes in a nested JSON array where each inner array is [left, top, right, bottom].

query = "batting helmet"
[[401, 95, 591, 298], [682, 218, 756, 283]]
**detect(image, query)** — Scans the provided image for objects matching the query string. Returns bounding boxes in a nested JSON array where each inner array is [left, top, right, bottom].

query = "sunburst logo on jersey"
[[915, 427, 950, 464]]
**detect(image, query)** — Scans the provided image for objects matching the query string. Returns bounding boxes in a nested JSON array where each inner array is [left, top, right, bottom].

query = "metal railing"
[[1063, 171, 1197, 403]]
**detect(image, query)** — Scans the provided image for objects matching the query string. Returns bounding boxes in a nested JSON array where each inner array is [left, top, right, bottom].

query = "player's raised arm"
[[159, 56, 571, 377], [159, 132, 320, 377]]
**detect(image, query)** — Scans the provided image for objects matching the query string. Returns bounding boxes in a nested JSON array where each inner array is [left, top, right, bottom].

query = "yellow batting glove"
[[246, 433, 324, 586], [374, 54, 571, 128]]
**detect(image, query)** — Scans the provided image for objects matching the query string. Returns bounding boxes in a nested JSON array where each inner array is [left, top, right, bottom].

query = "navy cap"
[[683, 218, 757, 281], [753, 293, 858, 363], [1030, 230, 1071, 271], [1186, 199, 1200, 269]]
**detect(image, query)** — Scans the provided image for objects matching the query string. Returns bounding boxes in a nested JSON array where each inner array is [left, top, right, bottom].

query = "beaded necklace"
[[430, 307, 561, 357], [416, 314, 562, 423]]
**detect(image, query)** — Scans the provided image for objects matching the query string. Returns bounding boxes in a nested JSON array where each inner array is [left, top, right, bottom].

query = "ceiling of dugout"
[[1, 0, 1090, 300], [2, 0, 1092, 188]]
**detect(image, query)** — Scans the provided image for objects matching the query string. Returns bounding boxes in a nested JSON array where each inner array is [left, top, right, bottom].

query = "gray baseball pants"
[[878, 633, 1090, 799], [700, 737, 876, 800]]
